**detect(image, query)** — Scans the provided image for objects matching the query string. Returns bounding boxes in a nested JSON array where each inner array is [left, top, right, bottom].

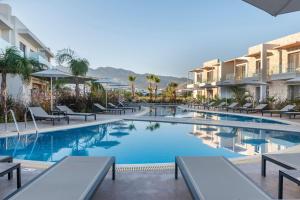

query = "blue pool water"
[[147, 106, 287, 124], [0, 120, 298, 164]]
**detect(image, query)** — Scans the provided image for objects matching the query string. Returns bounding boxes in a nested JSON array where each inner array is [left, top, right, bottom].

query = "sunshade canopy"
[[242, 0, 300, 16], [31, 69, 71, 78]]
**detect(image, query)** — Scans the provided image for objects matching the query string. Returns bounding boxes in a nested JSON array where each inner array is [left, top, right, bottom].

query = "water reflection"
[[146, 122, 160, 131], [0, 121, 298, 163], [190, 124, 299, 155], [146, 106, 285, 124], [0, 123, 123, 162]]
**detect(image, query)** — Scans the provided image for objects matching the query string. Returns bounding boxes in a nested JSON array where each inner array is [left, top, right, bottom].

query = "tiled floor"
[[2, 159, 300, 199]]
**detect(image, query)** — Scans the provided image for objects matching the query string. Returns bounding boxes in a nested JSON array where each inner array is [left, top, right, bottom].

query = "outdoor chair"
[[240, 104, 268, 114], [56, 105, 96, 121], [234, 103, 253, 112], [225, 102, 239, 112], [283, 111, 300, 119], [93, 103, 124, 115], [261, 105, 296, 117], [5, 156, 115, 200], [203, 102, 215, 110], [213, 102, 226, 110], [28, 107, 69, 125], [118, 101, 141, 110], [261, 153, 300, 177], [175, 156, 271, 200], [108, 102, 136, 112], [0, 156, 13, 163]]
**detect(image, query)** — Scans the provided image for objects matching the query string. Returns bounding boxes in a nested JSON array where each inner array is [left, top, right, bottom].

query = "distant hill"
[[87, 67, 188, 89]]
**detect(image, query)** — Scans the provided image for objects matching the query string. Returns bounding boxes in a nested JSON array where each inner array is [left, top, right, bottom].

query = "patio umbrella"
[[31, 68, 71, 110], [242, 0, 300, 16]]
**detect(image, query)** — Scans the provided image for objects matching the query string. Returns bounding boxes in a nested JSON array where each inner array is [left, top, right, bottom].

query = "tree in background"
[[146, 74, 155, 102], [0, 47, 41, 116], [165, 82, 178, 102], [56, 48, 89, 102], [230, 86, 252, 105], [153, 75, 160, 101], [128, 75, 136, 99]]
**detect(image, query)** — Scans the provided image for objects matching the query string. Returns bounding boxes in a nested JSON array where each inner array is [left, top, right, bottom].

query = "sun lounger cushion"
[[176, 156, 271, 200], [8, 156, 115, 200]]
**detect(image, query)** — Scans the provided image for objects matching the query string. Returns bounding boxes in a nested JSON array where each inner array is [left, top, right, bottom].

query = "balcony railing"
[[29, 52, 51, 68], [287, 66, 300, 73], [225, 73, 234, 80], [0, 37, 11, 50]]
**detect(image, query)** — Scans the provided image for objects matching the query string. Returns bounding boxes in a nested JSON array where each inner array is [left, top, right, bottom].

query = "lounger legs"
[[261, 156, 266, 177], [278, 172, 283, 199], [17, 166, 21, 188], [175, 161, 178, 179], [112, 162, 115, 180]]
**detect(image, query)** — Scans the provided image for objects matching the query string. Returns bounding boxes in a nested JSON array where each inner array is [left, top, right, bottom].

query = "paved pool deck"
[[1, 105, 300, 199], [2, 156, 300, 199]]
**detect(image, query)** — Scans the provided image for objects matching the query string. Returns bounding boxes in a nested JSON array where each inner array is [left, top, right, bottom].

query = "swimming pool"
[[0, 120, 298, 164], [146, 106, 287, 124]]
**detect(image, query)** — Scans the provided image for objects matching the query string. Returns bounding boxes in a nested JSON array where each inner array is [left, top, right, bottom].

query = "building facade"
[[0, 3, 53, 104], [189, 32, 300, 102]]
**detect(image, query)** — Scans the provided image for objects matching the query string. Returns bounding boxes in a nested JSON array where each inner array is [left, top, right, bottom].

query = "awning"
[[286, 77, 300, 85], [274, 41, 300, 50], [189, 68, 203, 73], [245, 51, 273, 57]]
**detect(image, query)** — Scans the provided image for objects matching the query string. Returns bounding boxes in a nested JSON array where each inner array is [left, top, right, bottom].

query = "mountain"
[[87, 67, 188, 89]]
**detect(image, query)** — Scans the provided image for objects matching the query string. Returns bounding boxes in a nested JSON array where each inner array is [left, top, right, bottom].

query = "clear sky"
[[3, 0, 300, 77]]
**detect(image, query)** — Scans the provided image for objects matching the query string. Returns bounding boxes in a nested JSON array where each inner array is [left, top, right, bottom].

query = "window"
[[196, 73, 202, 83], [207, 71, 213, 82], [19, 42, 26, 56], [255, 60, 261, 74], [288, 52, 300, 72]]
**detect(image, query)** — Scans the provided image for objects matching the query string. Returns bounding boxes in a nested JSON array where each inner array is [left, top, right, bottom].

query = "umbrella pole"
[[106, 89, 108, 108], [50, 77, 53, 111]]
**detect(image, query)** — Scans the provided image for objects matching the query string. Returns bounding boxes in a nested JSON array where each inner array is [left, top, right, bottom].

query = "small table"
[[0, 163, 21, 189], [278, 169, 300, 199]]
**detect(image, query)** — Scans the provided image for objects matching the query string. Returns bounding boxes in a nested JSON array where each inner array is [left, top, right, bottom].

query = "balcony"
[[225, 73, 234, 80], [270, 66, 299, 81], [0, 37, 11, 50], [29, 52, 52, 68]]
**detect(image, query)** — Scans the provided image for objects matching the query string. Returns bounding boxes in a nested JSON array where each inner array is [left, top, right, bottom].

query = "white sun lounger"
[[175, 156, 271, 200], [6, 156, 115, 200]]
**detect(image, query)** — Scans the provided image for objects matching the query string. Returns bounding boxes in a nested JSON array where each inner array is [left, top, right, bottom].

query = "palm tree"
[[167, 82, 178, 102], [128, 75, 136, 99], [146, 74, 155, 102], [0, 47, 41, 115], [56, 48, 89, 102], [153, 75, 160, 101]]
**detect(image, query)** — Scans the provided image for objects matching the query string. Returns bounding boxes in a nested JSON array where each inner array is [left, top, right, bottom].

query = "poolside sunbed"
[[118, 101, 141, 110], [225, 102, 239, 112], [6, 156, 115, 200], [0, 156, 12, 163], [213, 102, 226, 110], [261, 105, 296, 117], [175, 156, 271, 200], [234, 103, 252, 112], [108, 102, 136, 112], [261, 153, 300, 177], [283, 111, 300, 119], [56, 105, 96, 121], [241, 104, 268, 114], [203, 102, 215, 110], [28, 107, 69, 125], [93, 103, 124, 114]]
